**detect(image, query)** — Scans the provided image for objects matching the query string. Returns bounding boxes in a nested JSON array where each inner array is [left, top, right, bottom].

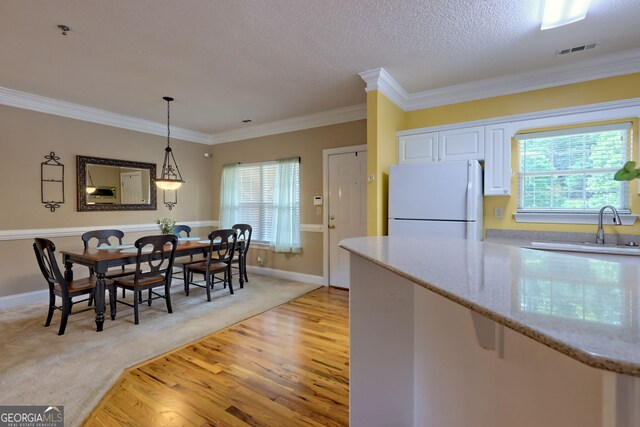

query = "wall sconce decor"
[[155, 96, 185, 191], [41, 151, 65, 212]]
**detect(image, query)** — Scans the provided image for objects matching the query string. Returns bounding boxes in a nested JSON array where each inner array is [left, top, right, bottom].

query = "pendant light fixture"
[[155, 96, 184, 190], [85, 170, 96, 194]]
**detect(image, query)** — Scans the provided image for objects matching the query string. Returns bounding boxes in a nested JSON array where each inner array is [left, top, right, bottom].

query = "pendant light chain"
[[155, 96, 184, 191], [166, 97, 171, 148]]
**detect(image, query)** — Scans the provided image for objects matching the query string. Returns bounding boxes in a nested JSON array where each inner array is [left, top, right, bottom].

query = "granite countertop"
[[340, 235, 640, 377]]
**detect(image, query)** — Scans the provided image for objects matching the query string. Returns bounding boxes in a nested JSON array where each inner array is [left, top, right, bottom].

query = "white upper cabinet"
[[484, 124, 513, 196], [438, 126, 485, 161], [397, 123, 512, 197], [398, 132, 438, 163]]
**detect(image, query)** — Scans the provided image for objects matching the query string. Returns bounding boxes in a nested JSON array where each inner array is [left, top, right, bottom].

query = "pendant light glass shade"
[[155, 96, 184, 190], [85, 170, 96, 194]]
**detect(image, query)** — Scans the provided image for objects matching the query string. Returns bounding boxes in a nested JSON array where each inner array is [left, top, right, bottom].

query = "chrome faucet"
[[596, 205, 622, 244]]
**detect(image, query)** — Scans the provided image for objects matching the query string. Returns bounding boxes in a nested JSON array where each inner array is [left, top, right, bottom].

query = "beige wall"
[[210, 120, 367, 277], [0, 104, 365, 299], [0, 105, 213, 297]]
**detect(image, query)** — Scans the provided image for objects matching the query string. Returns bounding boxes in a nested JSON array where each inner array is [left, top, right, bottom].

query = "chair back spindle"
[[133, 235, 178, 285], [172, 225, 192, 238], [81, 229, 125, 250]]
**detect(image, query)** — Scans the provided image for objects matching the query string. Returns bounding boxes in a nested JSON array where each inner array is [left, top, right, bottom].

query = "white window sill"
[[251, 241, 270, 248], [513, 212, 638, 225]]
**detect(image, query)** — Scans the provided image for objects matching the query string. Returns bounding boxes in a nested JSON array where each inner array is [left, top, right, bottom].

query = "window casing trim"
[[517, 120, 633, 214]]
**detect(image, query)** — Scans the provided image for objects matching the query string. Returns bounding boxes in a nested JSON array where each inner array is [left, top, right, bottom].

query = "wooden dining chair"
[[231, 224, 252, 288], [111, 234, 178, 325], [183, 229, 237, 301], [33, 238, 97, 336], [172, 224, 192, 237], [82, 229, 133, 298], [171, 224, 203, 280]]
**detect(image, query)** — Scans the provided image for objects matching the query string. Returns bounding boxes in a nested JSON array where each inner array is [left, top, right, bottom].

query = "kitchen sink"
[[529, 241, 640, 255]]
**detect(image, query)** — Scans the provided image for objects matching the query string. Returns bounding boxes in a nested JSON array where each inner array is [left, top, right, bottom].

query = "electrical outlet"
[[257, 256, 263, 266], [494, 207, 504, 219]]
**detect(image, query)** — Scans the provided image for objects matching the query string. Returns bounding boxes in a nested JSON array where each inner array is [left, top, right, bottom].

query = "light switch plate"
[[494, 207, 504, 219]]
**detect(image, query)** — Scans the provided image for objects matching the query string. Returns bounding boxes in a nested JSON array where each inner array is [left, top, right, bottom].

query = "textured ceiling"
[[1, 0, 639, 136]]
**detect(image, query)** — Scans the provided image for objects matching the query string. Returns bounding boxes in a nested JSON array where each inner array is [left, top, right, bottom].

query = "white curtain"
[[270, 157, 301, 253], [219, 163, 239, 228]]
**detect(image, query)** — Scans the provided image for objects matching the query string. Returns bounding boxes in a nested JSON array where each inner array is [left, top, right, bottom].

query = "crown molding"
[[210, 103, 367, 144], [359, 67, 408, 109], [0, 87, 212, 144], [405, 49, 640, 111], [359, 49, 640, 113]]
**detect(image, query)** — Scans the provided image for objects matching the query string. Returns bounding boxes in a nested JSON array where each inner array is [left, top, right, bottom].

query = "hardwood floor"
[[83, 287, 350, 426]]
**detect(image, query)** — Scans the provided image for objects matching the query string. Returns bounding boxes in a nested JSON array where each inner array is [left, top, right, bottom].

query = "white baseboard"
[[0, 289, 49, 309], [0, 267, 324, 309], [245, 265, 325, 286]]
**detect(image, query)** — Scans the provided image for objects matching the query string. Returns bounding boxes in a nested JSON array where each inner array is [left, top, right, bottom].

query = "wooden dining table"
[[60, 239, 211, 332]]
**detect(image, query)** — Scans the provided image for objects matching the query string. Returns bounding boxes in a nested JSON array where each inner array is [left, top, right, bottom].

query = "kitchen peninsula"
[[341, 236, 640, 427]]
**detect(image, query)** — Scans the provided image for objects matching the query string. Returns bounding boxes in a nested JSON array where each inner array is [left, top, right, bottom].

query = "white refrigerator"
[[388, 160, 483, 240]]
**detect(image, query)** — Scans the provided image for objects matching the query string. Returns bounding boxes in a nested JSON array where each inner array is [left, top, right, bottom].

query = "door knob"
[[328, 224, 336, 229]]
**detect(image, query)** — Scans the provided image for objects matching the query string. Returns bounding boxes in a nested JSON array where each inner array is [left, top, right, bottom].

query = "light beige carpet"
[[0, 275, 320, 427]]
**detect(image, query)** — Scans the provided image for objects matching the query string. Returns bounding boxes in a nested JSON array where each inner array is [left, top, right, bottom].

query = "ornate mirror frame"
[[76, 155, 157, 211]]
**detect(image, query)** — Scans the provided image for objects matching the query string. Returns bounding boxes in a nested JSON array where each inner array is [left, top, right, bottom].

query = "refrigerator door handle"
[[466, 165, 475, 221]]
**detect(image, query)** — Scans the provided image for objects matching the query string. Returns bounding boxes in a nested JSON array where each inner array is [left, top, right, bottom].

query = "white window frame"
[[221, 160, 301, 248], [514, 121, 636, 225]]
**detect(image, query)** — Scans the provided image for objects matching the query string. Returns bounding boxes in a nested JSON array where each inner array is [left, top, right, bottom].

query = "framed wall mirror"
[[77, 155, 157, 211]]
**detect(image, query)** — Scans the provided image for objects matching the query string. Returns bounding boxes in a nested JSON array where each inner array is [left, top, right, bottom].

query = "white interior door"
[[120, 171, 143, 204], [328, 150, 367, 288]]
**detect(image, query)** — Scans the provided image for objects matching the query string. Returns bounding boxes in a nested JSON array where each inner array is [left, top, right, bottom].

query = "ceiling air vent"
[[556, 42, 597, 56]]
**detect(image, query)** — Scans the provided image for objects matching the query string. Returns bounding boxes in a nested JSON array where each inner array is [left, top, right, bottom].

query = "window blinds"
[[517, 122, 632, 213]]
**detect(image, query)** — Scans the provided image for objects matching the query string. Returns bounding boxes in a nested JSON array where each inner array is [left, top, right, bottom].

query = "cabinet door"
[[398, 132, 438, 163], [438, 126, 485, 161], [484, 124, 513, 196]]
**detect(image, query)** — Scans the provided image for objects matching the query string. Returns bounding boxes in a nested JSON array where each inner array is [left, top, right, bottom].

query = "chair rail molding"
[[0, 221, 322, 241], [0, 221, 217, 241]]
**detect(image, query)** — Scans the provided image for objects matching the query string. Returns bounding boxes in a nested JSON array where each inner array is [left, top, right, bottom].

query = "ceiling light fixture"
[[57, 24, 70, 36], [541, 0, 592, 30], [155, 96, 184, 191]]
